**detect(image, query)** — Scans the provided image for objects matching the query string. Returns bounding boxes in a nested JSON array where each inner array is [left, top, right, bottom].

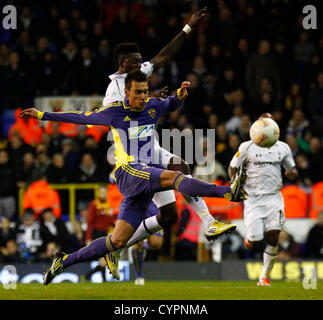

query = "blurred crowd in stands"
[[1, 0, 323, 262]]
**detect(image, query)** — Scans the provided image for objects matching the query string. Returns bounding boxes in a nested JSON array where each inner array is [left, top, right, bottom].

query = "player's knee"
[[110, 236, 127, 250], [168, 157, 191, 175]]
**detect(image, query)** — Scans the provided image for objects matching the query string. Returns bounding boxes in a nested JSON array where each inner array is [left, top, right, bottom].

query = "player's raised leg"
[[166, 157, 240, 240]]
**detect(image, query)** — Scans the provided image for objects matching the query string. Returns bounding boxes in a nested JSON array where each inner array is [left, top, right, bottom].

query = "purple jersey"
[[39, 94, 183, 169]]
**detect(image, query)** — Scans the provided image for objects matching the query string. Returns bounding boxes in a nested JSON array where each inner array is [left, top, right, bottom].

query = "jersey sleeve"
[[281, 143, 296, 170], [156, 91, 184, 116], [103, 80, 123, 106], [230, 141, 251, 168], [39, 105, 115, 126], [141, 61, 154, 77]]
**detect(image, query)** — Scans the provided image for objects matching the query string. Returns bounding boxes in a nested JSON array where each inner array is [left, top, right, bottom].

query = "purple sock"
[[131, 248, 144, 278], [173, 174, 231, 199], [62, 237, 110, 269]]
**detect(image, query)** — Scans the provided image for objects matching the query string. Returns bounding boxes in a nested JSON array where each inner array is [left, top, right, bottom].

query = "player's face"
[[126, 80, 149, 110], [123, 53, 142, 73]]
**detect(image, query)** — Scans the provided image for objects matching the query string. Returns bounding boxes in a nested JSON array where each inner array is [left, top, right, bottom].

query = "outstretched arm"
[[150, 7, 207, 70], [20, 106, 113, 126], [158, 81, 190, 115]]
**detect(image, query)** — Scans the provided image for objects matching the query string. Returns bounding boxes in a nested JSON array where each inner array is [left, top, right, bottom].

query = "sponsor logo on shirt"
[[148, 108, 156, 118], [128, 124, 155, 139]]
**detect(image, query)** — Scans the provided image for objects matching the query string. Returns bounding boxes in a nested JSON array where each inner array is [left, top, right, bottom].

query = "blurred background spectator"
[[306, 212, 323, 258]]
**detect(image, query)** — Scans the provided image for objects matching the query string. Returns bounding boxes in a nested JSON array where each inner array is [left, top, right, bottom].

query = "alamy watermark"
[[0, 265, 17, 289], [106, 125, 216, 174], [302, 266, 317, 290], [1, 5, 17, 30], [302, 5, 317, 30]]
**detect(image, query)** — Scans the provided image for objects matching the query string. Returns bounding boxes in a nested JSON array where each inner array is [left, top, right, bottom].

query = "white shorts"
[[243, 192, 285, 242], [152, 138, 176, 207]]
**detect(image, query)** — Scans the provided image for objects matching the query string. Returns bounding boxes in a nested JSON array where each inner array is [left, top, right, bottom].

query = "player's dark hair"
[[113, 42, 140, 66], [125, 71, 147, 89]]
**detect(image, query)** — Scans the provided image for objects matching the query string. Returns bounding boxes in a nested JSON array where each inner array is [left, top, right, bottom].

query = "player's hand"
[[155, 86, 169, 98], [285, 168, 298, 180], [20, 108, 39, 120], [187, 7, 207, 28], [178, 81, 191, 100]]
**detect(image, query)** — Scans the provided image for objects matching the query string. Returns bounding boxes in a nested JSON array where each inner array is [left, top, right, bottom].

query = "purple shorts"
[[114, 163, 163, 230]]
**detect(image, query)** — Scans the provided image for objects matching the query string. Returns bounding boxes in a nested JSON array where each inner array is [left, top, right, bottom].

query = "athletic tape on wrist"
[[182, 24, 192, 34]]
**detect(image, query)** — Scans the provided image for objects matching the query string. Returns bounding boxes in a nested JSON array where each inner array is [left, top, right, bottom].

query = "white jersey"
[[230, 140, 295, 197], [103, 61, 154, 106]]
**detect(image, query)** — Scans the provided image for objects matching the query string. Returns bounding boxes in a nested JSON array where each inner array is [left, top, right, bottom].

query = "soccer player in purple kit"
[[103, 7, 238, 284], [21, 71, 246, 284]]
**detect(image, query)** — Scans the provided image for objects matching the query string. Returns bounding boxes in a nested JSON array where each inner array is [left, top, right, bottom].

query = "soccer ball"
[[249, 118, 280, 148]]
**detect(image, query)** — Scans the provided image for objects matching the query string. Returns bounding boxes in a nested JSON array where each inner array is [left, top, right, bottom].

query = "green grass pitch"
[[1, 281, 322, 300]]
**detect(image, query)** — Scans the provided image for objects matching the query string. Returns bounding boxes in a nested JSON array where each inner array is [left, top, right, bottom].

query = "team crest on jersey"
[[148, 108, 156, 118]]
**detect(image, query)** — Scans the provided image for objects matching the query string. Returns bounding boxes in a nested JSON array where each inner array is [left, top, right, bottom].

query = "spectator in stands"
[[182, 73, 206, 127], [0, 149, 17, 219], [225, 104, 243, 135], [302, 53, 322, 97], [217, 133, 240, 170], [192, 136, 227, 182], [39, 208, 69, 252], [1, 51, 27, 109], [175, 204, 201, 261], [34, 147, 51, 177], [306, 212, 323, 258], [307, 137, 323, 183], [75, 153, 102, 183], [34, 51, 59, 96], [79, 136, 100, 164], [295, 153, 314, 188], [293, 31, 316, 65], [7, 133, 34, 173], [85, 184, 116, 244], [277, 230, 302, 261], [246, 39, 281, 102], [285, 83, 303, 116], [286, 109, 310, 138], [61, 138, 79, 172], [22, 174, 61, 219], [15, 210, 43, 262], [0, 239, 22, 263], [0, 217, 16, 248], [234, 114, 251, 142], [307, 72, 323, 136], [47, 121, 63, 155], [71, 47, 99, 95], [45, 153, 72, 183], [68, 220, 85, 252], [16, 151, 38, 188], [37, 241, 59, 263], [285, 134, 300, 158]]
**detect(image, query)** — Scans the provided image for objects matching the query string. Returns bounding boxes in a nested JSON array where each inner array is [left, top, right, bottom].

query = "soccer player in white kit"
[[103, 8, 238, 283], [229, 113, 298, 286]]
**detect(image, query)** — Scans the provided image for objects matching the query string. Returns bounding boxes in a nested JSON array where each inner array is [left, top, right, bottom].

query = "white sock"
[[260, 245, 278, 279], [125, 216, 162, 249], [183, 175, 214, 227]]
